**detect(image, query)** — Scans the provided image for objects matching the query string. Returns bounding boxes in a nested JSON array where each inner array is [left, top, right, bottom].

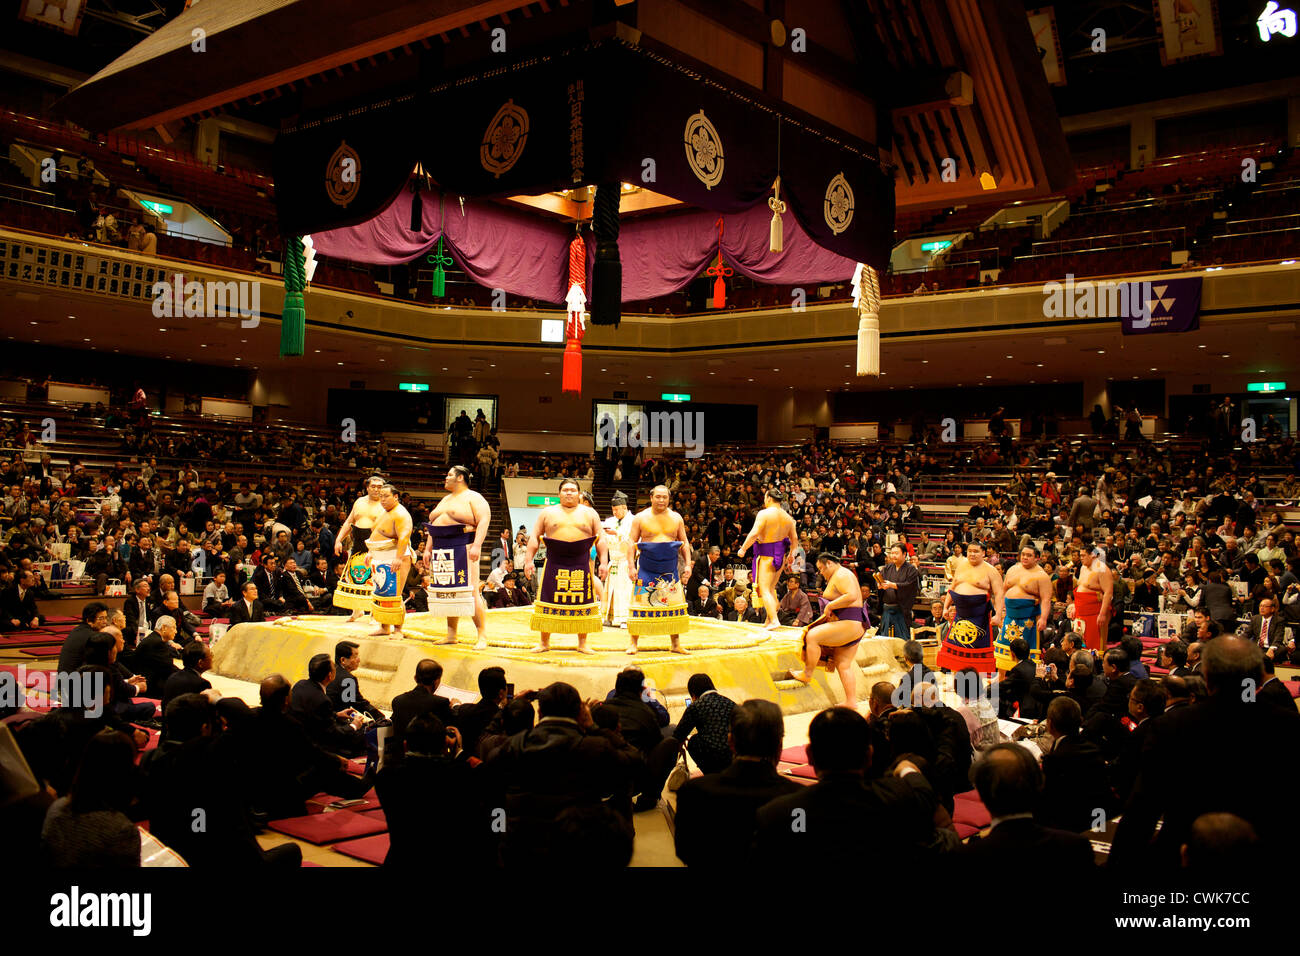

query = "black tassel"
[[590, 182, 621, 327], [410, 181, 423, 233]]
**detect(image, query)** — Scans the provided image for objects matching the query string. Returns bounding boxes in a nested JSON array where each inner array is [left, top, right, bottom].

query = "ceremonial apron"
[[603, 517, 633, 625], [334, 526, 374, 613], [366, 538, 405, 627], [993, 597, 1041, 671], [529, 537, 603, 634], [1073, 590, 1104, 654], [423, 524, 478, 619], [937, 590, 995, 672], [628, 541, 690, 637]]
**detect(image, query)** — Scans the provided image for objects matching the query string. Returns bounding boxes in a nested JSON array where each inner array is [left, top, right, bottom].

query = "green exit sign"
[[527, 494, 561, 506], [140, 200, 173, 216], [661, 393, 691, 402], [399, 383, 429, 392], [1247, 381, 1287, 392], [920, 240, 951, 253]]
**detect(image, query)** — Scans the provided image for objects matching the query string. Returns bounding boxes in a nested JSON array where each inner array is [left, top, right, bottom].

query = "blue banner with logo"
[[1120, 276, 1202, 335]]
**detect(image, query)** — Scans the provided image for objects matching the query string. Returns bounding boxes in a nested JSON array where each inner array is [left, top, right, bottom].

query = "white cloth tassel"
[[855, 263, 881, 378], [768, 177, 786, 254]]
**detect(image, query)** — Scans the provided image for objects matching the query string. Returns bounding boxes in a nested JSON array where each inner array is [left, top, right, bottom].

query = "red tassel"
[[562, 340, 582, 393], [713, 271, 726, 309], [705, 218, 732, 309], [562, 234, 586, 396]]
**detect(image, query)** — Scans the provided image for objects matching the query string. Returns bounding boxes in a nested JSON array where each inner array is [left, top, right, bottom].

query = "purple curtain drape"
[[311, 184, 858, 304]]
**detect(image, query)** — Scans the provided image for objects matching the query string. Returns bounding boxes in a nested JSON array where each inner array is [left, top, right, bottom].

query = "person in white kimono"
[[602, 490, 634, 628]]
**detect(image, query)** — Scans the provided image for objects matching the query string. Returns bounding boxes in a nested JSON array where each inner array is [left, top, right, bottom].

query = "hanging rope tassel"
[[280, 235, 307, 358], [768, 177, 786, 253], [852, 262, 881, 377], [590, 183, 621, 327], [427, 236, 451, 298], [705, 217, 733, 308], [562, 232, 586, 395]]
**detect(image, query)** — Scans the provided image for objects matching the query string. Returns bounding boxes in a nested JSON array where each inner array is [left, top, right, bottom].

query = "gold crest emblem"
[[325, 140, 361, 208], [950, 619, 982, 647], [824, 171, 855, 235], [481, 100, 530, 178], [683, 110, 725, 190]]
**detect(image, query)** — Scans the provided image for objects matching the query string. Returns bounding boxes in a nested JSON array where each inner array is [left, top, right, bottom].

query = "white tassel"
[[768, 176, 786, 254], [855, 263, 880, 378]]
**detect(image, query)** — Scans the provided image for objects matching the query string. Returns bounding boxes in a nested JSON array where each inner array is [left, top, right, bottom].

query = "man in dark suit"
[[688, 584, 721, 619], [389, 659, 455, 756], [252, 555, 284, 612], [157, 589, 197, 643], [448, 666, 508, 757], [133, 616, 186, 699], [1037, 697, 1112, 833], [687, 545, 723, 595], [1111, 638, 1300, 871], [724, 595, 765, 624], [161, 641, 213, 716], [913, 682, 975, 809], [895, 642, 935, 706], [0, 570, 45, 630], [752, 708, 937, 866], [962, 743, 1095, 879], [291, 653, 369, 758], [128, 535, 160, 587], [228, 580, 266, 625], [57, 602, 110, 677], [1111, 678, 1166, 804], [277, 558, 317, 614], [601, 667, 681, 812], [1257, 655, 1297, 714], [228, 674, 373, 819], [673, 699, 801, 866], [326, 640, 383, 720], [495, 577, 530, 608], [1249, 597, 1295, 663], [122, 578, 157, 646], [996, 637, 1038, 719], [1083, 648, 1137, 758]]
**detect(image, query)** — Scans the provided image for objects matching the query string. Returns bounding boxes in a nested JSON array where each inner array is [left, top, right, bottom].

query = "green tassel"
[[281, 236, 306, 358], [427, 236, 451, 299]]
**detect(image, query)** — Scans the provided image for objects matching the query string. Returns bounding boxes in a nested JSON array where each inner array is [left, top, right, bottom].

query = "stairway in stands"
[[480, 475, 512, 577], [590, 471, 643, 514]]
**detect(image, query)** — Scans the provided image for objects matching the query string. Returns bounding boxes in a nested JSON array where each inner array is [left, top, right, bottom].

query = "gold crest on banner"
[[325, 140, 361, 208], [824, 171, 855, 235], [683, 110, 725, 190], [481, 100, 530, 178]]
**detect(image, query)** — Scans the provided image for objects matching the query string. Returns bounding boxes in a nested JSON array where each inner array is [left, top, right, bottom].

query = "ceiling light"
[[985, 375, 992, 379], [67, 315, 75, 319], [1198, 345, 1206, 349], [83, 338, 90, 342], [158, 328, 166, 332], [1150, 368, 1157, 371], [442, 367, 448, 371], [29, 321, 36, 325], [1221, 354, 1230, 358], [1005, 355, 1013, 359], [1097, 350, 1105, 354], [921, 360, 928, 364], [337, 362, 343, 366], [1036, 363, 1043, 367], [200, 344, 207, 348]]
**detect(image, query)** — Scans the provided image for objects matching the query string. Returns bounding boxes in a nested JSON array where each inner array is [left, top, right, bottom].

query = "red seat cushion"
[[331, 833, 390, 865], [269, 809, 388, 844]]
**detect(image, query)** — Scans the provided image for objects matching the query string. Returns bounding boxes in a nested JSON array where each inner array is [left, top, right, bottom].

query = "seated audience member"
[[375, 713, 490, 866], [1157, 639, 1191, 677], [82, 629, 155, 723], [1121, 635, 1148, 679], [58, 603, 110, 678], [278, 558, 317, 613], [672, 674, 736, 774], [252, 556, 284, 612], [161, 641, 214, 716], [230, 675, 372, 819], [449, 666, 508, 757], [157, 590, 197, 643], [1083, 648, 1137, 758], [601, 668, 681, 812], [291, 653, 371, 760], [228, 581, 266, 625], [778, 575, 814, 626], [202, 570, 234, 617], [132, 615, 185, 699], [725, 594, 764, 624], [1037, 697, 1112, 833], [40, 729, 141, 868], [674, 699, 800, 866], [1110, 638, 1300, 870], [1180, 813, 1261, 873], [895, 640, 935, 706], [1111, 678, 1166, 803], [752, 708, 937, 866], [688, 584, 721, 619], [496, 575, 530, 608], [1, 570, 45, 630], [1251, 597, 1295, 663], [911, 681, 975, 809], [142, 694, 300, 868], [1257, 654, 1296, 713], [962, 743, 1095, 878], [326, 641, 384, 720], [952, 669, 1001, 752], [122, 578, 156, 645], [389, 660, 454, 752], [996, 637, 1038, 719], [488, 682, 630, 864]]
